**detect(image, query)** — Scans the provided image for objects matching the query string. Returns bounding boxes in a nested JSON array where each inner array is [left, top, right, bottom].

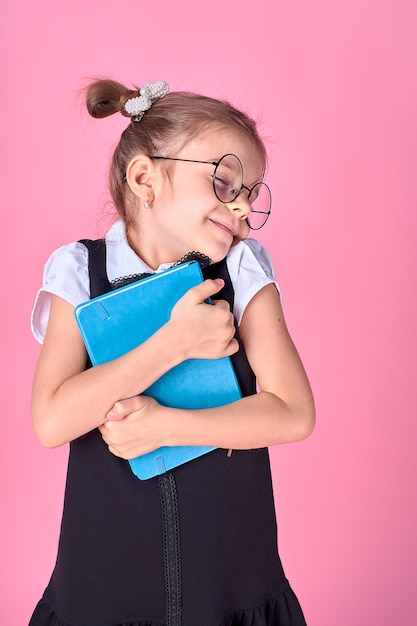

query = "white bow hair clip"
[[124, 81, 170, 121]]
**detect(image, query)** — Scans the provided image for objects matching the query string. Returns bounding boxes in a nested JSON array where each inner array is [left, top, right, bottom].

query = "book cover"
[[74, 261, 242, 479]]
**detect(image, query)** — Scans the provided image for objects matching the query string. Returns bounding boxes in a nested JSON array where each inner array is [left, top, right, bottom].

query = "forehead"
[[178, 127, 265, 181]]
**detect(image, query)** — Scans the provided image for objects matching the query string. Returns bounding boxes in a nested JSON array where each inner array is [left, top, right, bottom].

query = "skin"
[[32, 128, 315, 456]]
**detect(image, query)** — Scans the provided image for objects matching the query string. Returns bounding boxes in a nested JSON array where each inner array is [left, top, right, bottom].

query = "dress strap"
[[203, 258, 235, 309], [204, 259, 256, 398], [78, 238, 112, 298]]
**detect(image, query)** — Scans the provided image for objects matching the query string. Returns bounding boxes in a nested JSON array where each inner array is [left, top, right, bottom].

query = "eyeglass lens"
[[213, 154, 271, 230]]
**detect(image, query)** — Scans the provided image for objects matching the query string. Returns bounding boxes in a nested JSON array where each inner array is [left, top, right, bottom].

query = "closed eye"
[[214, 175, 231, 187], [214, 175, 238, 199]]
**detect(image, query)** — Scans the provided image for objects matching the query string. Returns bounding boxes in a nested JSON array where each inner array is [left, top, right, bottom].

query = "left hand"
[[98, 395, 170, 459]]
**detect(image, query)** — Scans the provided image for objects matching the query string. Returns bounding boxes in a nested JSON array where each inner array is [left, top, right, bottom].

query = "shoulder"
[[31, 240, 91, 343], [228, 239, 276, 279], [40, 240, 91, 303], [226, 239, 279, 325], [31, 220, 137, 343]]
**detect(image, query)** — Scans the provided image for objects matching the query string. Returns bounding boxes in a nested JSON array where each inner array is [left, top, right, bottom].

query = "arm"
[[32, 278, 238, 448], [100, 284, 315, 458]]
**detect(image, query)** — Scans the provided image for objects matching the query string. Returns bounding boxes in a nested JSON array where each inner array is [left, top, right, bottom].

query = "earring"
[[144, 201, 151, 209]]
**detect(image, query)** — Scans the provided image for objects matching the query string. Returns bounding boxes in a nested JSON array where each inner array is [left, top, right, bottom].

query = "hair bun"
[[86, 79, 137, 119]]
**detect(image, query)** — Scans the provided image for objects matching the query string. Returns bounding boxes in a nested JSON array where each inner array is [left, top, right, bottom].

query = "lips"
[[210, 219, 235, 237]]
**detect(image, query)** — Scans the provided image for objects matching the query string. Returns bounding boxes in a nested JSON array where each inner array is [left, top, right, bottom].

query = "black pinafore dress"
[[30, 241, 306, 626]]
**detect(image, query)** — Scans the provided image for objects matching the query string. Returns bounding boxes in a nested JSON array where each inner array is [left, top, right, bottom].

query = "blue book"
[[74, 261, 242, 479]]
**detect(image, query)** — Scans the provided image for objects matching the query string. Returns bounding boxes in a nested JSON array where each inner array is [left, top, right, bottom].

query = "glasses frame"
[[150, 154, 272, 230]]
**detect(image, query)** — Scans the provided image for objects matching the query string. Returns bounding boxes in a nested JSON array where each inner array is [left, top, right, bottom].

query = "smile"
[[210, 219, 235, 237]]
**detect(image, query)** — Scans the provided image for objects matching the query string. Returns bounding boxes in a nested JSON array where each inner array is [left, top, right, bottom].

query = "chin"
[[195, 235, 240, 264], [208, 244, 235, 263]]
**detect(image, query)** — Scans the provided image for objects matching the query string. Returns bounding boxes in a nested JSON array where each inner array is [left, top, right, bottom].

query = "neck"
[[125, 225, 200, 269]]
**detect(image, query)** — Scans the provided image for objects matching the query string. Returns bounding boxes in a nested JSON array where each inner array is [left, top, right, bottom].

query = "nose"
[[226, 187, 252, 220]]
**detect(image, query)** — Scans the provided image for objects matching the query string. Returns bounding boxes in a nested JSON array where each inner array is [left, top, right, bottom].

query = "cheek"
[[237, 220, 250, 241]]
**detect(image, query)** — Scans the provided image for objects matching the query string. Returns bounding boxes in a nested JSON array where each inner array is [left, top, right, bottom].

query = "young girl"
[[29, 79, 315, 626]]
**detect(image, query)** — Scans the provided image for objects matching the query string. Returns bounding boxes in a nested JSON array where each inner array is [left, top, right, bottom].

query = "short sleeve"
[[31, 242, 90, 343], [227, 239, 280, 326]]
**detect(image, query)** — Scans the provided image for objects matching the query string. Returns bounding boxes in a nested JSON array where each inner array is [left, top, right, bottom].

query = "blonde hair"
[[86, 79, 267, 221]]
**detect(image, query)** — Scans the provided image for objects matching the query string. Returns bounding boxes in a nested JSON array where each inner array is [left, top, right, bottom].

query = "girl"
[[30, 79, 315, 626]]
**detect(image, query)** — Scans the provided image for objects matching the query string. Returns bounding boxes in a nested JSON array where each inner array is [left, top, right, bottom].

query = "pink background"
[[1, 1, 416, 624]]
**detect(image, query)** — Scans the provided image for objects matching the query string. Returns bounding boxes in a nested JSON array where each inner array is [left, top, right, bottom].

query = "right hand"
[[169, 278, 239, 360]]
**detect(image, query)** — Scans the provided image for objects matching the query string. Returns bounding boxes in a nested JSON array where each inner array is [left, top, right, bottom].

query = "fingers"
[[99, 395, 165, 460], [181, 278, 225, 305], [169, 278, 239, 360], [223, 337, 239, 356], [106, 396, 146, 421]]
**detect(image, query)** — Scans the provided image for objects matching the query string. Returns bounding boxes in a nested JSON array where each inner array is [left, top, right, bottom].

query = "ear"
[[125, 155, 156, 203]]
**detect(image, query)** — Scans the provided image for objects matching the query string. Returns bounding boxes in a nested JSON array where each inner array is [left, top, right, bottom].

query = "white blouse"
[[31, 220, 278, 343]]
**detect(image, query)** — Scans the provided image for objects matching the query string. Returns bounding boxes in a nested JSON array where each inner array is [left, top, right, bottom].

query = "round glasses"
[[151, 153, 272, 230]]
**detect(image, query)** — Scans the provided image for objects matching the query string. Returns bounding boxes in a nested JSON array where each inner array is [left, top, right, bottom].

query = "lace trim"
[[111, 251, 211, 290], [111, 272, 153, 289], [159, 472, 182, 626]]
